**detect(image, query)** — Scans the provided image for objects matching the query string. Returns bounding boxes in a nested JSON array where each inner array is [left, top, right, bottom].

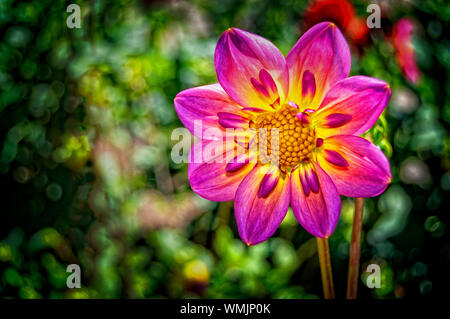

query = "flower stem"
[[346, 197, 364, 299], [316, 237, 335, 299]]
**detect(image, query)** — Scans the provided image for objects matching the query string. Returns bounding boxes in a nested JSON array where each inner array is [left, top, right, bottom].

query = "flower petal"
[[317, 135, 391, 197], [235, 165, 290, 245], [290, 162, 341, 238], [188, 140, 255, 201], [215, 28, 289, 110], [286, 21, 351, 109], [393, 18, 421, 84], [174, 83, 249, 139], [313, 76, 391, 138]]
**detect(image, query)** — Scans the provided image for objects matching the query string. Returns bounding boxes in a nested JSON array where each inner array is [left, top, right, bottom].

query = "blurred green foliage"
[[0, 0, 449, 299]]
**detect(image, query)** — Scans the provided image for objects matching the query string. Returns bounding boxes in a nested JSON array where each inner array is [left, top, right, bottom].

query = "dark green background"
[[0, 0, 449, 298]]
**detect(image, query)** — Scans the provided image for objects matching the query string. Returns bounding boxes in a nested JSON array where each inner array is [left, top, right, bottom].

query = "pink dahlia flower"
[[175, 22, 392, 245]]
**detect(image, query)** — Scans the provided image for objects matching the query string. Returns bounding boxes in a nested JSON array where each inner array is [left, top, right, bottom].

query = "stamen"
[[255, 104, 316, 168]]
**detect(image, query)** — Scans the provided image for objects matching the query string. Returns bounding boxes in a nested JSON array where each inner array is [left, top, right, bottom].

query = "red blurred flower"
[[304, 0, 368, 47], [392, 18, 421, 84]]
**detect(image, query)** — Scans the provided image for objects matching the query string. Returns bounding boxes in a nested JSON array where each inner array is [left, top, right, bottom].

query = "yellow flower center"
[[255, 104, 316, 169]]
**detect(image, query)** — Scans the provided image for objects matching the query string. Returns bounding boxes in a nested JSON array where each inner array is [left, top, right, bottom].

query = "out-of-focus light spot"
[[399, 157, 432, 188], [368, 186, 412, 244], [63, 96, 83, 113], [13, 166, 30, 184], [51, 80, 65, 98], [426, 188, 442, 210], [5, 26, 31, 48], [19, 286, 41, 299], [394, 284, 405, 298], [67, 288, 92, 299], [183, 259, 209, 283], [390, 87, 419, 116], [46, 183, 62, 201], [3, 268, 23, 287], [337, 242, 350, 259], [280, 208, 297, 227], [28, 84, 58, 117], [420, 279, 432, 295], [441, 172, 450, 191], [32, 173, 48, 189], [410, 261, 427, 277], [272, 239, 297, 270], [0, 243, 13, 262], [424, 215, 445, 238]]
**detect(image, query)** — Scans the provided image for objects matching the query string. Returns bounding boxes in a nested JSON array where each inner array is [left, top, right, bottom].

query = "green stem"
[[316, 237, 335, 299], [346, 197, 364, 299]]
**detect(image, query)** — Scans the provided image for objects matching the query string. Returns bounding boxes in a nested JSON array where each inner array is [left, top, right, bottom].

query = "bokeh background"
[[0, 0, 449, 299]]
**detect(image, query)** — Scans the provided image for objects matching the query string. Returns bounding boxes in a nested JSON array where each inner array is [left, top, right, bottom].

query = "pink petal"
[[301, 70, 316, 105], [188, 140, 255, 201], [393, 18, 421, 84], [290, 162, 341, 238], [215, 28, 289, 110], [313, 76, 391, 138], [286, 22, 351, 109], [174, 83, 249, 139], [235, 165, 290, 245], [317, 135, 391, 197]]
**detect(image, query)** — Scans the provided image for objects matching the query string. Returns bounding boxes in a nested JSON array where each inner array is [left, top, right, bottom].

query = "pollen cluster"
[[255, 105, 315, 168]]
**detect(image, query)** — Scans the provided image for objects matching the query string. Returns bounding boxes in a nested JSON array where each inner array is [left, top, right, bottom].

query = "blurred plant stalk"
[[346, 197, 364, 299], [316, 237, 335, 299]]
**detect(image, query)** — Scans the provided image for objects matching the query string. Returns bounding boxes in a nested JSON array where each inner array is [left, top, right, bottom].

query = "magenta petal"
[[318, 135, 391, 197], [174, 83, 248, 138], [217, 112, 247, 121], [218, 118, 249, 129], [250, 77, 271, 98], [290, 162, 341, 238], [324, 113, 352, 128], [188, 140, 255, 201], [300, 171, 311, 196], [393, 18, 421, 84], [314, 76, 391, 138], [215, 28, 289, 109], [257, 173, 279, 198], [301, 70, 316, 101], [286, 22, 351, 109], [296, 112, 310, 124], [259, 69, 278, 96], [305, 168, 320, 193], [323, 149, 349, 167], [226, 154, 250, 172], [235, 166, 290, 245]]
